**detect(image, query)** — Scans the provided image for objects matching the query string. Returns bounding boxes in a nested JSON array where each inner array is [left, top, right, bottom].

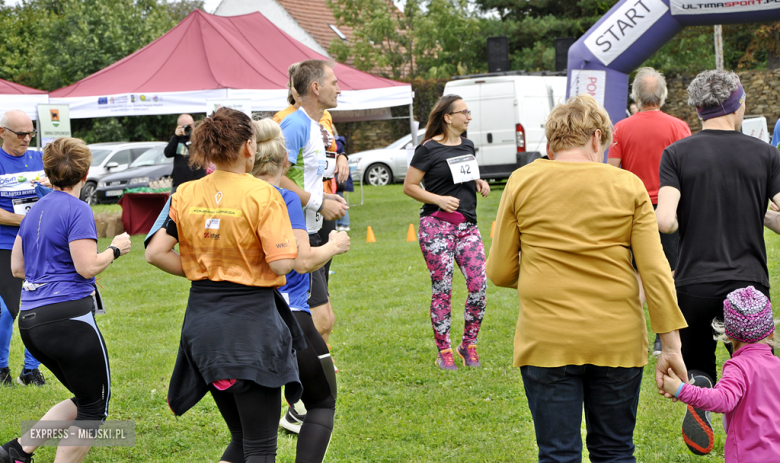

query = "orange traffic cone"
[[406, 224, 417, 242], [366, 226, 376, 243], [490, 221, 496, 238]]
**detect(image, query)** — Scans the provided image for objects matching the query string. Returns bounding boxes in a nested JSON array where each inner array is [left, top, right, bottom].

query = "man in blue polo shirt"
[[0, 109, 47, 386]]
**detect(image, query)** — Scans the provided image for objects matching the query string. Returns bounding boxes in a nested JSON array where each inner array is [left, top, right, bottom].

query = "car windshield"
[[386, 130, 425, 150], [90, 149, 113, 166], [130, 147, 171, 167]]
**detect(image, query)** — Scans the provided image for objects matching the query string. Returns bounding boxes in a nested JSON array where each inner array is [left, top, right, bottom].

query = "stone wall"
[[338, 120, 400, 154], [337, 111, 411, 154], [664, 69, 780, 133]]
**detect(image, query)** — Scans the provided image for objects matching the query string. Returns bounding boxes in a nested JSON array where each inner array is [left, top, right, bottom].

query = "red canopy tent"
[[49, 10, 412, 119], [0, 79, 48, 121]]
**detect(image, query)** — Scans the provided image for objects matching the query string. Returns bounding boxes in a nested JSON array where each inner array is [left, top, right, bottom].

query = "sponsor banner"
[[570, 70, 607, 107], [37, 104, 71, 148], [51, 87, 413, 119], [94, 93, 167, 113], [50, 89, 229, 119], [205, 98, 252, 119], [584, 0, 669, 66], [671, 0, 780, 15]]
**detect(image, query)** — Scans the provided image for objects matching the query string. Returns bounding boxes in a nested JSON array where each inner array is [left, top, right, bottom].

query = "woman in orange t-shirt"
[[145, 107, 302, 463]]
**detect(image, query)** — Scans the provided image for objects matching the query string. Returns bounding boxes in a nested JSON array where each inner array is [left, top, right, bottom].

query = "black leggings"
[[211, 383, 281, 463], [294, 311, 337, 463], [215, 312, 336, 463], [677, 281, 769, 383], [18, 297, 110, 425]]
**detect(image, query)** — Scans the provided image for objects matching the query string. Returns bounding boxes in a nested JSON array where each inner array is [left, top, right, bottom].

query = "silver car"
[[349, 130, 426, 186], [82, 141, 167, 204]]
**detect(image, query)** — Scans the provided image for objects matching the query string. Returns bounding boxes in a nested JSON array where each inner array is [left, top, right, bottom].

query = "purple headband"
[[696, 83, 746, 121]]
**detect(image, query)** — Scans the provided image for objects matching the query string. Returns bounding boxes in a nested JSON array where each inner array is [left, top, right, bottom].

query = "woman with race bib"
[[403, 94, 491, 370]]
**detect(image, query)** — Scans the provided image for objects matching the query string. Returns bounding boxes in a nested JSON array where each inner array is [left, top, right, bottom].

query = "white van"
[[443, 72, 566, 179]]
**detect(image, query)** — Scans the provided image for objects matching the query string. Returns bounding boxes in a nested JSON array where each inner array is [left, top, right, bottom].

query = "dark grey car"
[[94, 146, 173, 204]]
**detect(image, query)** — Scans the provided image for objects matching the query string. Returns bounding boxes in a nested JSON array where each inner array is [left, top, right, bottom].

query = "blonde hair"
[[252, 119, 287, 177], [545, 94, 613, 153], [712, 319, 778, 348]]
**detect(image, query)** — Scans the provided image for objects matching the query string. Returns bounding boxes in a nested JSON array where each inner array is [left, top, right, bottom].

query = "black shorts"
[[307, 233, 329, 308], [632, 204, 679, 271], [0, 249, 23, 319]]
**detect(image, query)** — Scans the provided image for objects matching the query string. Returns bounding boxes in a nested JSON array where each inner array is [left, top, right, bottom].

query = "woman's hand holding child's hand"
[[661, 368, 684, 399]]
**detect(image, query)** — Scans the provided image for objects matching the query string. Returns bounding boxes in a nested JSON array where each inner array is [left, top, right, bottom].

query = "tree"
[[0, 1, 46, 85], [736, 22, 780, 70], [326, 0, 485, 79], [474, 0, 620, 72], [0, 0, 203, 143]]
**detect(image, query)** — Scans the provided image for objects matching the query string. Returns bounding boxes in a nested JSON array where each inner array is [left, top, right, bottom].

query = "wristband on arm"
[[675, 383, 685, 398]]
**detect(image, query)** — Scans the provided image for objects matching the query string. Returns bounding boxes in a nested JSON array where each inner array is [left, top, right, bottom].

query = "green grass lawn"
[[2, 183, 779, 462]]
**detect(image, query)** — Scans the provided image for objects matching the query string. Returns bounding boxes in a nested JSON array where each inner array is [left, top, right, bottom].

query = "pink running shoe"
[[436, 348, 458, 370], [457, 344, 482, 368]]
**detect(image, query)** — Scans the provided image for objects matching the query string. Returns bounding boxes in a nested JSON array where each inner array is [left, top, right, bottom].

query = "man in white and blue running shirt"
[[0, 110, 48, 386], [280, 60, 349, 345]]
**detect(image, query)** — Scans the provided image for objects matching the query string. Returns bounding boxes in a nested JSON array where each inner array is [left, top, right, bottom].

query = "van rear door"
[[449, 83, 482, 155], [518, 78, 552, 158], [477, 81, 516, 176]]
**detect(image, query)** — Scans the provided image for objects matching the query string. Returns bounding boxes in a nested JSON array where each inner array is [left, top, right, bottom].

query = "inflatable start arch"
[[567, 0, 780, 126]]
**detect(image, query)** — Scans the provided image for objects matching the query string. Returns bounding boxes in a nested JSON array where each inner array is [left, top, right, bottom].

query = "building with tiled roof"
[[213, 0, 353, 59], [277, 0, 354, 53]]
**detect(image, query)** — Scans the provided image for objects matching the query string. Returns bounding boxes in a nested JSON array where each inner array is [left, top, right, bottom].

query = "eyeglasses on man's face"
[[450, 109, 472, 117], [3, 127, 36, 140]]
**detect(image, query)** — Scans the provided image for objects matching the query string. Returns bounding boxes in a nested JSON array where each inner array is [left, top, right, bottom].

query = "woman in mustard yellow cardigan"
[[486, 94, 688, 463]]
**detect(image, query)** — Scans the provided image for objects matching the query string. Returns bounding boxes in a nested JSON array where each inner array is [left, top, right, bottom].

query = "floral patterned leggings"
[[418, 216, 487, 352]]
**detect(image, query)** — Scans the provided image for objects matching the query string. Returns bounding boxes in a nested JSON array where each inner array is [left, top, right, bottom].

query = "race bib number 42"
[[447, 155, 480, 184]]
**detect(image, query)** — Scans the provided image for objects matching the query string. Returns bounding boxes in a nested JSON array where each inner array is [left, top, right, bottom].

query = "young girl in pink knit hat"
[[662, 286, 780, 462]]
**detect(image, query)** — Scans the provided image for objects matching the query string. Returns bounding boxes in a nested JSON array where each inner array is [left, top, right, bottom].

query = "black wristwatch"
[[108, 246, 121, 260]]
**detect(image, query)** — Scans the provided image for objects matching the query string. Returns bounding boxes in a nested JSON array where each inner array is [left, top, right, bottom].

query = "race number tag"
[[12, 197, 37, 216], [447, 155, 480, 184], [323, 151, 337, 178]]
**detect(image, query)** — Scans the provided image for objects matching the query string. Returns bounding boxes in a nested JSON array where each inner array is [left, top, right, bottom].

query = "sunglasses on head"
[[3, 127, 36, 140]]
